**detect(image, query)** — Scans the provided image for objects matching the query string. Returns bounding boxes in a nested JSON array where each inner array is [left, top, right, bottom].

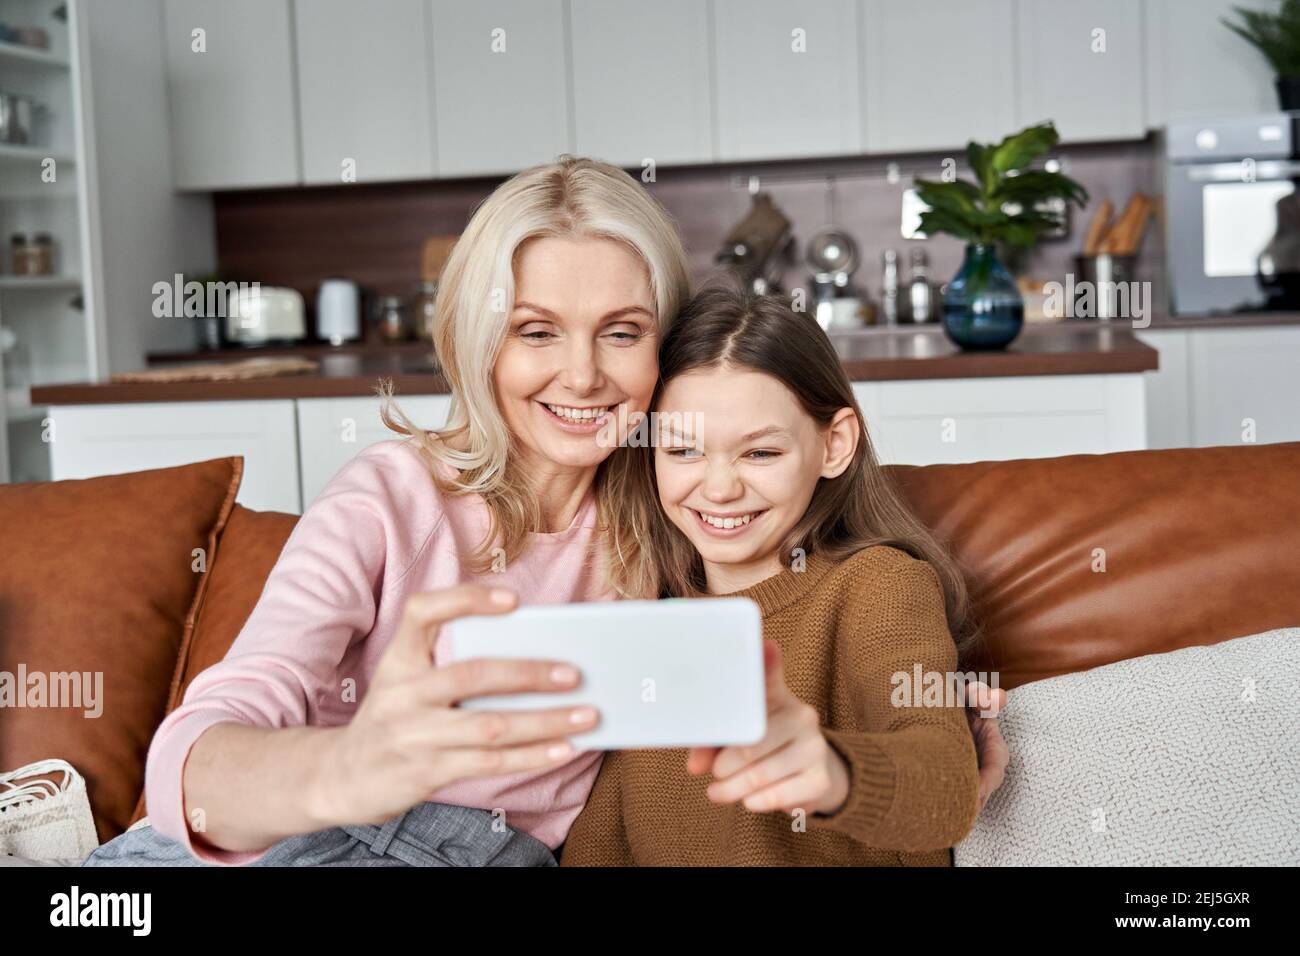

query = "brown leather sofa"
[[3, 441, 1298, 847]]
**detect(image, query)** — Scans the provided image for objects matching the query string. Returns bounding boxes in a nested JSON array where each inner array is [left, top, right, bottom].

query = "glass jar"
[[377, 295, 411, 342], [10, 233, 54, 276], [411, 281, 438, 341]]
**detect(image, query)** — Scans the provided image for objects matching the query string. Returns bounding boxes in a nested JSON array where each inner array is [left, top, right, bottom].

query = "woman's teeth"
[[697, 510, 756, 530], [545, 403, 612, 421]]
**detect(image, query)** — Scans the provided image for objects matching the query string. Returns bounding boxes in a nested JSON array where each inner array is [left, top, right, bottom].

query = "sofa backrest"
[[116, 440, 1299, 831], [181, 441, 1300, 696], [888, 441, 1300, 687]]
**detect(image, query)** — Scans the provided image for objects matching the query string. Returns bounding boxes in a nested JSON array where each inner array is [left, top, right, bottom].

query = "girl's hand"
[[316, 584, 599, 828], [962, 680, 1008, 812], [686, 641, 850, 816]]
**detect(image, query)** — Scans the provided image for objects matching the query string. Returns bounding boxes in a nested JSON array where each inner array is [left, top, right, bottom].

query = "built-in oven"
[[1165, 112, 1300, 315]]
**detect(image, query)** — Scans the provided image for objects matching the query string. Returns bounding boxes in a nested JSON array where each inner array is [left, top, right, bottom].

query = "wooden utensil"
[[1099, 193, 1153, 255], [1083, 199, 1114, 256]]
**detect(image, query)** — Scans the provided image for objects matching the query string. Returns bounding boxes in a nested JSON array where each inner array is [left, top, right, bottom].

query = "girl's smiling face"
[[654, 365, 858, 593]]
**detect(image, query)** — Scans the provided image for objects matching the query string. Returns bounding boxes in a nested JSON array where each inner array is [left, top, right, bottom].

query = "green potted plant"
[[913, 121, 1088, 350], [1223, 0, 1300, 110]]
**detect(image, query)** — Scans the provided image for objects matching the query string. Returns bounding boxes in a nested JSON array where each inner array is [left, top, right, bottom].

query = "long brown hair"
[[621, 283, 980, 658]]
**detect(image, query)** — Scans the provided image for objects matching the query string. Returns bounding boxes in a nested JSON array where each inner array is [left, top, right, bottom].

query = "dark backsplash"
[[214, 137, 1165, 322]]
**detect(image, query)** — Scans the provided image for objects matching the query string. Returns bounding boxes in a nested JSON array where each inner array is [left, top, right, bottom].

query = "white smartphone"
[[443, 598, 766, 750]]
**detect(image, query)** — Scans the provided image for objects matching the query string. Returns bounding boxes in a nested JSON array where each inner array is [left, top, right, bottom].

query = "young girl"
[[560, 285, 983, 866]]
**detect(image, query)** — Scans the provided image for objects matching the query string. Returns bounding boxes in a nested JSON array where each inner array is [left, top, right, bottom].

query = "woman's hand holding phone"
[[686, 641, 850, 816], [315, 584, 599, 828]]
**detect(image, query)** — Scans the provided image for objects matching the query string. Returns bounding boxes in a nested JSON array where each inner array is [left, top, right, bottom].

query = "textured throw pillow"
[[0, 457, 242, 843], [955, 629, 1300, 866]]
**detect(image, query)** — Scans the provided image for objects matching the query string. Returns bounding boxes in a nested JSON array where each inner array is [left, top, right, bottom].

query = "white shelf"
[[0, 39, 68, 69], [0, 143, 76, 165], [0, 275, 81, 290]]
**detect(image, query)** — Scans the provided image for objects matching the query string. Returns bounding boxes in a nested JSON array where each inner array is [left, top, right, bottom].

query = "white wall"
[[80, 0, 215, 373]]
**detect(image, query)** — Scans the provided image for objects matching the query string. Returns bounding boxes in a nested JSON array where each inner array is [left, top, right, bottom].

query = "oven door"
[[1168, 159, 1300, 315]]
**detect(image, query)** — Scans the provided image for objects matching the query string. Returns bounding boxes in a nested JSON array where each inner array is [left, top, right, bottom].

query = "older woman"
[[84, 157, 1004, 868]]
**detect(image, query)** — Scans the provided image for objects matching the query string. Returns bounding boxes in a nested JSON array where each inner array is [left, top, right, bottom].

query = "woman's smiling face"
[[494, 236, 659, 474]]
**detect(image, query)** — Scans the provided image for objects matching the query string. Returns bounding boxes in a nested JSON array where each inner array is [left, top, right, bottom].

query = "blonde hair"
[[377, 156, 690, 597]]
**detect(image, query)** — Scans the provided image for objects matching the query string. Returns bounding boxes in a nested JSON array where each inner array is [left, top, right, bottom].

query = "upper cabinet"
[[569, 0, 713, 168], [294, 0, 436, 185], [1145, 0, 1275, 126], [861, 0, 1016, 154], [163, 0, 300, 190], [428, 0, 570, 177], [160, 0, 1287, 191], [714, 0, 862, 161], [1016, 0, 1145, 142]]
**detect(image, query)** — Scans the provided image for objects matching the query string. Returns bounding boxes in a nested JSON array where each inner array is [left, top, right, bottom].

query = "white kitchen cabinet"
[[1188, 327, 1300, 448], [1016, 0, 1145, 142], [1132, 329, 1192, 449], [428, 0, 569, 177], [294, 0, 435, 184], [714, 0, 861, 161], [1144, 0, 1276, 127], [297, 394, 451, 508], [852, 374, 1147, 465], [162, 0, 300, 189], [569, 0, 713, 167], [47, 400, 301, 513], [861, 0, 1015, 154], [1136, 326, 1300, 450]]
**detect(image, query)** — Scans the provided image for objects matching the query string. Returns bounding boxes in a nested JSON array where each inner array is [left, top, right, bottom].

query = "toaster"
[[225, 286, 306, 345]]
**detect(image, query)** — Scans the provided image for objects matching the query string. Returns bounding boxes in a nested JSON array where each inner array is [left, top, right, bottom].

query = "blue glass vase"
[[942, 243, 1024, 350]]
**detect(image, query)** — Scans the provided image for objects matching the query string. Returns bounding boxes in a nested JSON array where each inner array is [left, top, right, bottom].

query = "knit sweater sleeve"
[[805, 557, 981, 852], [558, 752, 633, 866]]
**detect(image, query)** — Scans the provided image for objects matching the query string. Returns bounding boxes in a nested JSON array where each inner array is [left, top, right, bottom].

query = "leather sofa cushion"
[[888, 442, 1300, 688], [0, 457, 242, 843], [125, 504, 298, 829]]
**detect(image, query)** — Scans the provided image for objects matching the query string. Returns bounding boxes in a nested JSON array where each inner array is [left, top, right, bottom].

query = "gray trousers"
[[80, 801, 557, 867]]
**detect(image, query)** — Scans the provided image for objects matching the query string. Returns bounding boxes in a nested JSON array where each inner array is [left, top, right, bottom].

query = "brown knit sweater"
[[559, 545, 981, 866]]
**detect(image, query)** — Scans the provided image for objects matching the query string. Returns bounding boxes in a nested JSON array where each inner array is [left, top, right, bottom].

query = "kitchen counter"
[[831, 322, 1156, 380], [32, 322, 1156, 405]]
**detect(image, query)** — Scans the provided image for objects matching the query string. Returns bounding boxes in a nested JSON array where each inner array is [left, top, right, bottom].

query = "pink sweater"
[[144, 438, 611, 865]]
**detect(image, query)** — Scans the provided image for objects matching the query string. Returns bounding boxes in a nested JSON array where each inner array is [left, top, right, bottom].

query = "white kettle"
[[317, 279, 361, 345]]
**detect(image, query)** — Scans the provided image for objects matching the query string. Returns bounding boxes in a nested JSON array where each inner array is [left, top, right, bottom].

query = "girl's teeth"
[[546, 403, 611, 421], [699, 511, 754, 529]]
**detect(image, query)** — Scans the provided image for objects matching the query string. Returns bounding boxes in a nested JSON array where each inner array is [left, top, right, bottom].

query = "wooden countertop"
[[31, 322, 1158, 405], [832, 322, 1156, 380]]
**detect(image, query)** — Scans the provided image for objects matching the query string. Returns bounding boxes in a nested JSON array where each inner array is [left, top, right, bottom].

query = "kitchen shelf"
[[0, 275, 81, 290], [0, 39, 68, 69], [0, 143, 76, 165]]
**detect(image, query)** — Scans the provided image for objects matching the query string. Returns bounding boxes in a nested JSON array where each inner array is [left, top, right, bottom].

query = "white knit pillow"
[[954, 628, 1300, 866]]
